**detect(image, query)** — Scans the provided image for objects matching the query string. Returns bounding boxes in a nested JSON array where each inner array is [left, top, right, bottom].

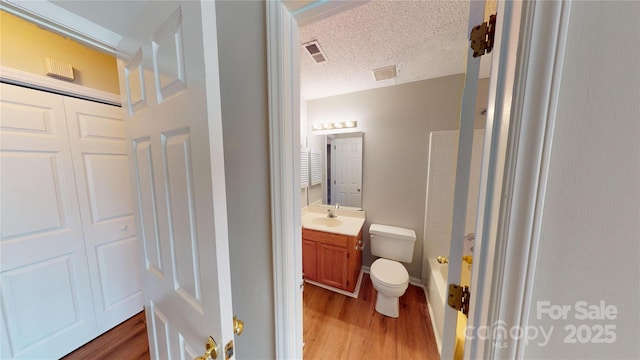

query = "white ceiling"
[[298, 0, 492, 100]]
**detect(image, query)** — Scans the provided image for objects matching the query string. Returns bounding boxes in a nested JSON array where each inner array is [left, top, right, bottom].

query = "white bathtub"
[[425, 257, 448, 354]]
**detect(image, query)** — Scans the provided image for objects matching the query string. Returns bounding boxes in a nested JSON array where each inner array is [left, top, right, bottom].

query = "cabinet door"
[[302, 239, 317, 281], [318, 243, 349, 290], [0, 84, 98, 359], [63, 97, 143, 333]]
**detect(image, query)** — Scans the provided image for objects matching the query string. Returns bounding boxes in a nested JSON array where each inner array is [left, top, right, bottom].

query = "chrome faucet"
[[327, 203, 340, 218]]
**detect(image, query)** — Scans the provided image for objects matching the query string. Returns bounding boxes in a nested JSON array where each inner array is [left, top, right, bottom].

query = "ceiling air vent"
[[303, 40, 328, 64], [372, 65, 397, 81]]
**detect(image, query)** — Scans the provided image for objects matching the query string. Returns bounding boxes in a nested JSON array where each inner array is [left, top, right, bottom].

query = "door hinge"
[[469, 13, 497, 58], [447, 284, 470, 317]]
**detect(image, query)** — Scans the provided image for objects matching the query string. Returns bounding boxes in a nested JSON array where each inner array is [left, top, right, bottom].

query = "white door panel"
[[117, 1, 234, 357], [442, 1, 488, 359], [63, 96, 143, 333], [0, 83, 97, 359], [332, 137, 362, 207]]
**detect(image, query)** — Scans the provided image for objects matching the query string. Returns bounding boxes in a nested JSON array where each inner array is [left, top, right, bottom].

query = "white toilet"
[[369, 224, 416, 318]]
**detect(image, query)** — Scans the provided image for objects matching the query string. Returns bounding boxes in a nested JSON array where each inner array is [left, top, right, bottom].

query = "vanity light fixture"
[[311, 121, 358, 131]]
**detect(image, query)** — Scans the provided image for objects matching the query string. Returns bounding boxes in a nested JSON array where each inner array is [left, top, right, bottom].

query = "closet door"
[[0, 83, 98, 359], [63, 97, 143, 334]]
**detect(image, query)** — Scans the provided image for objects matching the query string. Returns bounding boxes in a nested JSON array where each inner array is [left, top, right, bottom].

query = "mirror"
[[306, 132, 363, 208]]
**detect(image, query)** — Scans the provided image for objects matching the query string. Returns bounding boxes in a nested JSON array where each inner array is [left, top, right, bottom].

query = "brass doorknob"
[[233, 316, 244, 336], [195, 336, 218, 360]]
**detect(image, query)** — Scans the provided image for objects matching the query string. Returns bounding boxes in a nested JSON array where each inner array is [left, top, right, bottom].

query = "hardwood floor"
[[62, 275, 438, 360], [303, 273, 440, 359], [62, 311, 150, 360]]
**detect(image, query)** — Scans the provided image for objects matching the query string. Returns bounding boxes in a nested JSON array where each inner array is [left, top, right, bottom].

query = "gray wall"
[[307, 75, 489, 278], [524, 1, 640, 358], [216, 2, 274, 358]]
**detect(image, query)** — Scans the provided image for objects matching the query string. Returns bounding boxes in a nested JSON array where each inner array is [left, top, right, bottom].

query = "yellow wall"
[[0, 11, 120, 94]]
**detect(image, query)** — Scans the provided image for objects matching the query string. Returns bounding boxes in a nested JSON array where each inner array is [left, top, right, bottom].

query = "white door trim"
[[266, 2, 304, 359], [467, 1, 572, 358], [270, 0, 573, 358], [0, 66, 121, 105], [464, 1, 525, 357]]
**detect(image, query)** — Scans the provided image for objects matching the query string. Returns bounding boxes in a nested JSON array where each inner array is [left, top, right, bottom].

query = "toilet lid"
[[371, 258, 409, 286]]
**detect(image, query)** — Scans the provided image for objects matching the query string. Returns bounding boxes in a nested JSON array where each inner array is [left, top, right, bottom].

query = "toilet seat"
[[371, 258, 409, 287]]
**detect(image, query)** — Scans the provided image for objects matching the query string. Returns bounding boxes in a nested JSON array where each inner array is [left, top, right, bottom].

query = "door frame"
[[468, 1, 572, 358], [265, 2, 304, 358], [266, 0, 572, 358]]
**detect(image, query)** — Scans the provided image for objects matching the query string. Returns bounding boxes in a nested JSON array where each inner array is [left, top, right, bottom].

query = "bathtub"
[[425, 257, 448, 353], [426, 258, 472, 357]]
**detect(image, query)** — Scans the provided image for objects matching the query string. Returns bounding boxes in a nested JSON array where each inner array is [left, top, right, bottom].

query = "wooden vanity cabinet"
[[302, 227, 363, 292], [302, 239, 317, 281]]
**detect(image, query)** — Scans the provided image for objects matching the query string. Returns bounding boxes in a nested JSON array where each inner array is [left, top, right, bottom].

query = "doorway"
[[292, 5, 488, 358]]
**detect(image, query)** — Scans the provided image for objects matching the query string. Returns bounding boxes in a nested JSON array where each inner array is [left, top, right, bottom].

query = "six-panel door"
[[117, 1, 235, 357]]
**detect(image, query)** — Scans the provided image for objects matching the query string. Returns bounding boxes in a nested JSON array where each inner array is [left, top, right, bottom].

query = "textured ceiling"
[[299, 0, 493, 100]]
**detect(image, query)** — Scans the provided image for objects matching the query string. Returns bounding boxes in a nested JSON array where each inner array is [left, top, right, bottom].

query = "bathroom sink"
[[308, 217, 343, 227], [301, 210, 365, 236]]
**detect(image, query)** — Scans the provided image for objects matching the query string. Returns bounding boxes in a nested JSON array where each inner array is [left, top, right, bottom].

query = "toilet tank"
[[369, 224, 416, 263]]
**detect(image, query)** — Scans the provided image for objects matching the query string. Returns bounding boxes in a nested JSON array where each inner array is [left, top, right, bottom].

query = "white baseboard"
[[305, 269, 364, 299]]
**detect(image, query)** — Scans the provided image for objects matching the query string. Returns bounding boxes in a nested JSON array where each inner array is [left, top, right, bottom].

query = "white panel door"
[[332, 137, 362, 207], [0, 83, 98, 359], [63, 97, 143, 334], [117, 1, 234, 358], [441, 0, 488, 359]]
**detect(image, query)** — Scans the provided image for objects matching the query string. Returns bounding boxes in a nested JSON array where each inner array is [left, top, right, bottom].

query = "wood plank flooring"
[[62, 274, 439, 360], [303, 273, 440, 359], [62, 311, 150, 360]]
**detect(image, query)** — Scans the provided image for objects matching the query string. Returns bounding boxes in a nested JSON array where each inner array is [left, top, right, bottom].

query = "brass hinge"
[[447, 284, 470, 317], [469, 14, 497, 58]]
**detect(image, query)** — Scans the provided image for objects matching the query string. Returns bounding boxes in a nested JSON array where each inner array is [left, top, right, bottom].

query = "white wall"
[[306, 75, 489, 278], [216, 2, 274, 358], [524, 1, 640, 358], [422, 129, 484, 281]]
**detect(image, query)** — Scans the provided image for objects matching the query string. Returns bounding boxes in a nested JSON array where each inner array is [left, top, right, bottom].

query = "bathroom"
[[297, 1, 491, 357]]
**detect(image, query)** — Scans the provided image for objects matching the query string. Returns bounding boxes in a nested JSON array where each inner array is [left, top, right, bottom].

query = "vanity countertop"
[[301, 210, 365, 237]]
